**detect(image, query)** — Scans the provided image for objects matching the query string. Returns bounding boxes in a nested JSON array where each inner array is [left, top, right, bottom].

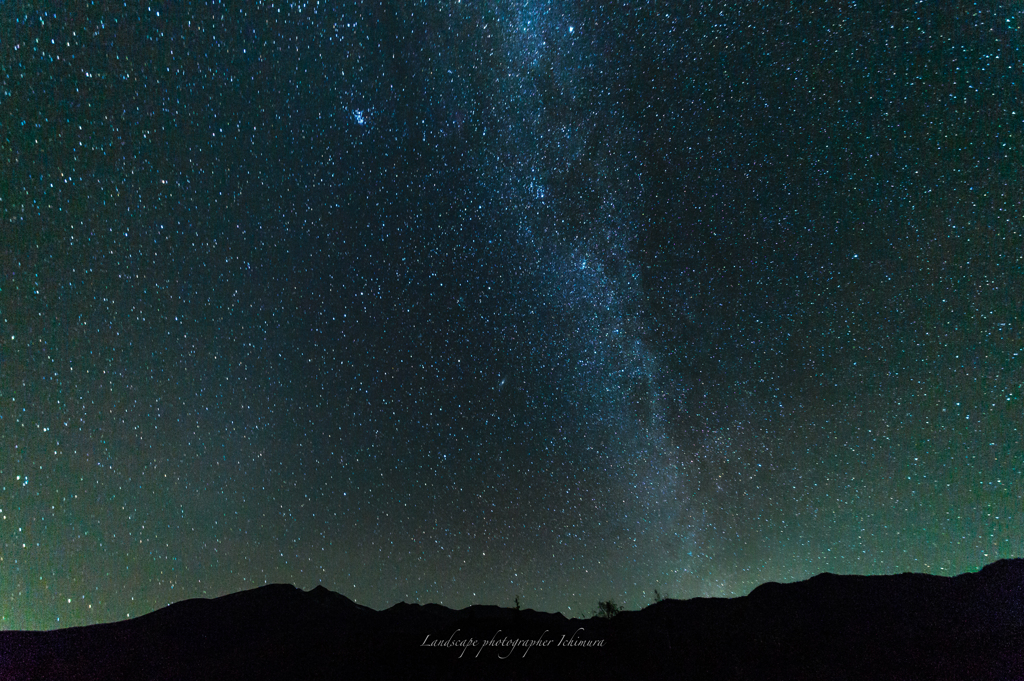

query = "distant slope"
[[1, 560, 1021, 681]]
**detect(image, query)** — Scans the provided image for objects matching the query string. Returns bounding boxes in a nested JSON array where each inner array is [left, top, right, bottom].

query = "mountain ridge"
[[2, 559, 1021, 680]]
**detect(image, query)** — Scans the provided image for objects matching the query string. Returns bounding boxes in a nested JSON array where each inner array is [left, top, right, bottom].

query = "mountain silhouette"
[[1, 559, 1021, 680]]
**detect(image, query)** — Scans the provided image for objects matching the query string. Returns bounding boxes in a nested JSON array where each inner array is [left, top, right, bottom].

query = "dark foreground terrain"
[[2, 559, 1022, 680]]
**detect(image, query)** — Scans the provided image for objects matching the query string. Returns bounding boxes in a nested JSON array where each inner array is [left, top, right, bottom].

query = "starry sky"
[[1, 0, 1021, 630]]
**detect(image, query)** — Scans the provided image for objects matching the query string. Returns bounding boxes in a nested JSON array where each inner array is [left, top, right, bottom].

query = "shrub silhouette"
[[596, 600, 621, 618]]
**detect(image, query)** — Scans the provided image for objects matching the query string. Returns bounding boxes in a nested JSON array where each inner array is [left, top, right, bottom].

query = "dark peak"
[[455, 604, 511, 619], [384, 601, 453, 616], [305, 585, 373, 612], [976, 557, 1024, 576], [246, 583, 303, 597], [747, 580, 787, 599], [640, 597, 681, 611], [306, 584, 341, 603], [209, 583, 305, 609]]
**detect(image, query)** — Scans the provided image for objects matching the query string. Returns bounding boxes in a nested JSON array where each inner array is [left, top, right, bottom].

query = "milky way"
[[2, 1, 1021, 629]]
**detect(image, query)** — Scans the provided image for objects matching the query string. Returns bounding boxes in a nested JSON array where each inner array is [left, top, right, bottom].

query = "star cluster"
[[1, 1, 1021, 629]]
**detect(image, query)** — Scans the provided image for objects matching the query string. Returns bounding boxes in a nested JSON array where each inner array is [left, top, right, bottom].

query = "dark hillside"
[[1, 560, 1021, 681]]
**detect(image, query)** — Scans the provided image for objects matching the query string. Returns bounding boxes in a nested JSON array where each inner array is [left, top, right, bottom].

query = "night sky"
[[2, 1, 1021, 630]]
